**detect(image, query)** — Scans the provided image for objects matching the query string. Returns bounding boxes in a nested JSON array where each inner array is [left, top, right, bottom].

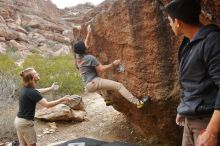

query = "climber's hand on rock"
[[113, 59, 121, 66], [87, 24, 92, 32]]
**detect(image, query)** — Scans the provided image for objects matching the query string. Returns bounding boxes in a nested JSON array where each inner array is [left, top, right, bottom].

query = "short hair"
[[164, 0, 201, 24], [73, 41, 86, 54]]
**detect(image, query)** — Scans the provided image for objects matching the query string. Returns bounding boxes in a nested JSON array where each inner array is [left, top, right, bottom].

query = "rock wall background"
[[0, 0, 94, 58]]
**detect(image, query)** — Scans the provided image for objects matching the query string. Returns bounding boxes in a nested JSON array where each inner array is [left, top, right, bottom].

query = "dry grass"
[[0, 72, 19, 142], [0, 72, 20, 107], [0, 106, 18, 142]]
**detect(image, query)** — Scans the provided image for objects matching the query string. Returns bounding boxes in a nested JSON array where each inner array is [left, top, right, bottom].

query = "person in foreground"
[[72, 25, 148, 109], [164, 0, 220, 145], [14, 67, 70, 146]]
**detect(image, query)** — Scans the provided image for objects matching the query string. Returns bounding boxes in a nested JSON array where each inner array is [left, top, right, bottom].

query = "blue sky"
[[51, 0, 104, 9]]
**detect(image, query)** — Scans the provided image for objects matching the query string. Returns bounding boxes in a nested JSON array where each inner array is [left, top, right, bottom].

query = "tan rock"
[[54, 45, 70, 56], [0, 16, 17, 40], [64, 95, 85, 111], [9, 40, 27, 51], [0, 42, 6, 53], [37, 30, 70, 44], [7, 23, 28, 34], [35, 104, 86, 122], [0, 37, 6, 42]]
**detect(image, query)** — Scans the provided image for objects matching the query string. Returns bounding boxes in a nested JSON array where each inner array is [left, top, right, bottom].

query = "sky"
[[51, 0, 105, 9]]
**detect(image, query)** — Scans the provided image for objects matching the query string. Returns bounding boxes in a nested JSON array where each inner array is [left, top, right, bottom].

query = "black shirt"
[[17, 87, 43, 120]]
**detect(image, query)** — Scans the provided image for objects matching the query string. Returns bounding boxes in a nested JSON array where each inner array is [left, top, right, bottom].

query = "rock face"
[[0, 0, 72, 57], [74, 0, 220, 145], [35, 95, 85, 121]]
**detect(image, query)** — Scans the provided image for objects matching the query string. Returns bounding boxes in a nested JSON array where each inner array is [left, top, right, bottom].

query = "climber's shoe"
[[104, 99, 114, 106], [137, 96, 150, 109]]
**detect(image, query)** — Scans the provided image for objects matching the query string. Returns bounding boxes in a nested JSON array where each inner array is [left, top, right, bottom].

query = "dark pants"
[[182, 117, 210, 146]]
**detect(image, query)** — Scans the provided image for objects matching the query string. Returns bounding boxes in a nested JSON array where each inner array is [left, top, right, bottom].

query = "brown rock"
[[37, 29, 71, 44], [0, 16, 17, 40], [9, 40, 27, 51], [35, 104, 86, 122], [80, 0, 181, 145], [75, 0, 220, 145], [0, 37, 6, 42], [7, 23, 28, 34], [0, 42, 6, 53], [64, 95, 85, 111]]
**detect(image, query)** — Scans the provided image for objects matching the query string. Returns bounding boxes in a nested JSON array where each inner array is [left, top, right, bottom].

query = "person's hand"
[[196, 130, 218, 146], [112, 59, 121, 66], [61, 95, 71, 104], [87, 24, 92, 32], [176, 114, 185, 126], [51, 82, 59, 91], [76, 25, 81, 30]]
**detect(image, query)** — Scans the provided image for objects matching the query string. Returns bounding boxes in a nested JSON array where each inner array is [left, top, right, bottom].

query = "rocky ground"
[[35, 93, 142, 146]]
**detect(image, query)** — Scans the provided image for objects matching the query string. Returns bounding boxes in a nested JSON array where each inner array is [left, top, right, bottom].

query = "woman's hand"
[[51, 82, 59, 91], [61, 95, 71, 104]]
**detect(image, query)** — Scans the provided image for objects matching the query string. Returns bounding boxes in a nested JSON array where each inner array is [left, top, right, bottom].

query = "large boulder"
[[35, 95, 86, 122], [79, 1, 181, 145], [75, 0, 220, 145], [36, 104, 86, 122]]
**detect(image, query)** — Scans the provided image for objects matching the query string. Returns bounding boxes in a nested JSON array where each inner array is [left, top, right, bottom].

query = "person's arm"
[[96, 59, 120, 73], [197, 110, 220, 146], [197, 34, 220, 146], [206, 110, 220, 135], [85, 25, 92, 48], [38, 95, 70, 108], [37, 83, 59, 94]]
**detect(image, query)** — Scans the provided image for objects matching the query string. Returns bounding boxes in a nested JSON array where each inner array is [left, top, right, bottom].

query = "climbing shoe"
[[137, 96, 150, 109], [104, 99, 113, 106]]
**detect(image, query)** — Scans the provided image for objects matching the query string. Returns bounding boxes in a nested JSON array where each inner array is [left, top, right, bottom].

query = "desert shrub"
[[5, 48, 24, 61], [0, 72, 20, 107], [22, 25, 32, 32], [0, 55, 20, 141], [0, 54, 17, 73], [0, 54, 20, 106], [47, 41, 56, 48], [22, 54, 83, 95], [6, 47, 17, 53], [30, 48, 40, 54], [0, 106, 17, 142]]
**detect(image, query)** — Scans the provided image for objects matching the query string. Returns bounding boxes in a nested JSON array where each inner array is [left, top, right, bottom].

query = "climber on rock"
[[72, 25, 149, 109]]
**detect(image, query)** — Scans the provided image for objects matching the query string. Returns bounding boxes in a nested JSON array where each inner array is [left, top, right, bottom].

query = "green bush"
[[22, 25, 32, 32], [22, 54, 83, 95], [0, 54, 18, 73], [6, 47, 17, 53], [30, 48, 40, 54]]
